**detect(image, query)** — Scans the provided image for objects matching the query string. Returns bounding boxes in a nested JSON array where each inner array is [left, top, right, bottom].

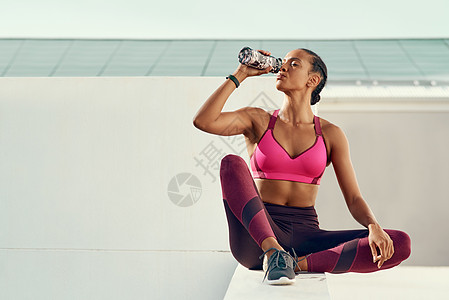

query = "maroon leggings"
[[220, 154, 411, 273]]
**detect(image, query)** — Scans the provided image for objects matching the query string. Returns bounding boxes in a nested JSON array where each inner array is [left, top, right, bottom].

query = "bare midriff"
[[254, 178, 319, 207]]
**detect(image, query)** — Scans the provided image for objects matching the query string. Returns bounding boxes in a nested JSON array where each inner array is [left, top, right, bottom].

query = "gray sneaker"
[[259, 248, 297, 285]]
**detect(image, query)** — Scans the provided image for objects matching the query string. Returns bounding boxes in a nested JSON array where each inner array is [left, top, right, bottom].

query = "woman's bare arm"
[[193, 51, 272, 137], [328, 124, 394, 268], [329, 125, 378, 227]]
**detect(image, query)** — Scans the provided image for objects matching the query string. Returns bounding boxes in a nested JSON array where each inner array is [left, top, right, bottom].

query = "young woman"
[[193, 48, 411, 285]]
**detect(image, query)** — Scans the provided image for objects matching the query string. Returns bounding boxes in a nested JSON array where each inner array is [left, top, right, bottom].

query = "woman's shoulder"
[[245, 106, 277, 123], [249, 106, 277, 115], [318, 116, 337, 131], [318, 117, 347, 141], [236, 106, 274, 134]]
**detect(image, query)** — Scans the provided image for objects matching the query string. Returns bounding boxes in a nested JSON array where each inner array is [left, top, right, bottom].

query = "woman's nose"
[[280, 62, 288, 72]]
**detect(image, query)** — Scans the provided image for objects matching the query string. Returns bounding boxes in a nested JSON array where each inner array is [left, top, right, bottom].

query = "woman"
[[193, 48, 411, 285]]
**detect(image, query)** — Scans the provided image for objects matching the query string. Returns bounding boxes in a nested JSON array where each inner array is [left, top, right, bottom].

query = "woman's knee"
[[220, 154, 247, 175], [221, 154, 245, 167], [386, 229, 412, 261]]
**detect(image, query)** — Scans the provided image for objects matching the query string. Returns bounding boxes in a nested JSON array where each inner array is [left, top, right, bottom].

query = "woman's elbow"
[[193, 118, 208, 131], [194, 117, 216, 134]]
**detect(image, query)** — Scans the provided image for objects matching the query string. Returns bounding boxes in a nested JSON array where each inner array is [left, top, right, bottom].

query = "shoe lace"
[[289, 248, 311, 274], [258, 248, 300, 282]]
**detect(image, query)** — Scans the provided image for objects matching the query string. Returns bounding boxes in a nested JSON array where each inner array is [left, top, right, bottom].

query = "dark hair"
[[299, 48, 327, 105]]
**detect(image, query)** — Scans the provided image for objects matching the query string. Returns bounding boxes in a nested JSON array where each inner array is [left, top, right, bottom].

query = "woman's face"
[[275, 49, 317, 93]]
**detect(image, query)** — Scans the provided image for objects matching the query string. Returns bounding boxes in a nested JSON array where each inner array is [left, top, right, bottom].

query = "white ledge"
[[224, 264, 330, 300]]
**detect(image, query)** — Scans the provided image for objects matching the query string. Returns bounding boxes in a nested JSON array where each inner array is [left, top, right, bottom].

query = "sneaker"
[[259, 248, 298, 285]]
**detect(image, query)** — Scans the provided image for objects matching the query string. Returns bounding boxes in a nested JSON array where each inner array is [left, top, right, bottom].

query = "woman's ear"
[[307, 73, 321, 88]]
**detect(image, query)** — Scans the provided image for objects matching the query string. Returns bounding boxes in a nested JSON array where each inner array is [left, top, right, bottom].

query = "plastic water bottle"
[[238, 47, 282, 73]]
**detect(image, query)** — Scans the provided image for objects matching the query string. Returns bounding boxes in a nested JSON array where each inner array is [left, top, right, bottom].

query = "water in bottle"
[[238, 47, 282, 73]]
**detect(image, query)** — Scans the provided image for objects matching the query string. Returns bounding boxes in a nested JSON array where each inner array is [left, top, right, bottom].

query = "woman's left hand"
[[368, 224, 394, 268]]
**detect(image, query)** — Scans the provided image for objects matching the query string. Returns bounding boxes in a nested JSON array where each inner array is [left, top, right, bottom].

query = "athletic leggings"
[[219, 154, 411, 273]]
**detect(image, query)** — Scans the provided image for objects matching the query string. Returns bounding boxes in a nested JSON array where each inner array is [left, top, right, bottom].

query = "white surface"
[[0, 249, 237, 300], [224, 264, 330, 300], [327, 266, 449, 300], [224, 265, 449, 300], [0, 77, 230, 251]]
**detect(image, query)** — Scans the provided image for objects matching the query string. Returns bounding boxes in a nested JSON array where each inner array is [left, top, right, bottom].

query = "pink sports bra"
[[250, 109, 327, 185]]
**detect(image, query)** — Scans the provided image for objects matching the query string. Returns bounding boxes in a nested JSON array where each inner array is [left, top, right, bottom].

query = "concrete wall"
[[0, 77, 448, 299]]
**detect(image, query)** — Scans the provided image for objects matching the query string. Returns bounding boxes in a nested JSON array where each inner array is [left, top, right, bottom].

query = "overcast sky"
[[2, 0, 448, 40]]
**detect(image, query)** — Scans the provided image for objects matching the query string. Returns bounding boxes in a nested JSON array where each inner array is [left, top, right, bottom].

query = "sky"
[[1, 0, 448, 40]]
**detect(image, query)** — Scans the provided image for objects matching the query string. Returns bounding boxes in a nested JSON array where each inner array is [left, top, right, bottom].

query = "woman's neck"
[[279, 94, 314, 127]]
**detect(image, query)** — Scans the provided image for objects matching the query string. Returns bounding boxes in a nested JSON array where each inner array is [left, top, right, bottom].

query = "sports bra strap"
[[267, 109, 280, 130], [314, 115, 322, 136]]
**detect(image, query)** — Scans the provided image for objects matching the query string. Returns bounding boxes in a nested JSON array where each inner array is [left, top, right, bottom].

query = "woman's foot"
[[260, 248, 297, 285], [295, 255, 308, 272]]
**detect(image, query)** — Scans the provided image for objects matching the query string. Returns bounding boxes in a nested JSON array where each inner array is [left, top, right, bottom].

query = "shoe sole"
[[267, 276, 296, 285]]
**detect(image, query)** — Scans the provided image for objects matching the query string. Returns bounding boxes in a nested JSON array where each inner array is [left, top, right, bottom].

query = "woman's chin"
[[275, 82, 285, 92]]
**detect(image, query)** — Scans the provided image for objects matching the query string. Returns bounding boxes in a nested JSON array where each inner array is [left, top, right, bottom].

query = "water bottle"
[[238, 47, 282, 73]]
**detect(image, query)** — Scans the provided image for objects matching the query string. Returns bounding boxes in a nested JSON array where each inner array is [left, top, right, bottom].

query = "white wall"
[[0, 77, 448, 299]]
